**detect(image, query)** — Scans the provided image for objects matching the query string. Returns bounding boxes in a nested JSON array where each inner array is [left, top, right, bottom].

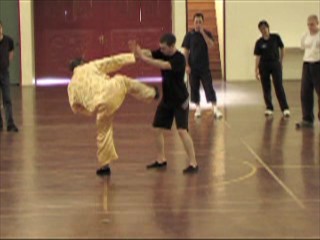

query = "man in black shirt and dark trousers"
[[254, 20, 290, 118], [0, 20, 18, 132], [296, 15, 320, 129], [182, 13, 223, 119], [130, 34, 198, 174]]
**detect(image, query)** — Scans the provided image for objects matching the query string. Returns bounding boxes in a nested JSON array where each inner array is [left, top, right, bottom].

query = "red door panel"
[[139, 0, 172, 77], [101, 0, 141, 77], [34, 0, 104, 78], [34, 0, 172, 80]]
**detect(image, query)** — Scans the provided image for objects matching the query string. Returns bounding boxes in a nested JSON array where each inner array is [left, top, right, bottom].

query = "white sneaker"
[[194, 106, 201, 118], [264, 109, 273, 117], [213, 108, 223, 119], [283, 109, 290, 118]]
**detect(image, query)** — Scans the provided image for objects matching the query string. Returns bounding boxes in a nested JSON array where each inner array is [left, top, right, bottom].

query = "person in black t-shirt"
[[254, 20, 290, 118], [0, 20, 18, 132], [129, 34, 198, 174], [182, 13, 223, 119]]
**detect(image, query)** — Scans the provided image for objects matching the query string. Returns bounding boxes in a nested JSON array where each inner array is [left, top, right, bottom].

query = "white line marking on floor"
[[241, 139, 306, 209]]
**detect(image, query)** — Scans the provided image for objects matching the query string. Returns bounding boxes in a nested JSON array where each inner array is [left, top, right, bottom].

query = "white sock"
[[213, 105, 218, 112]]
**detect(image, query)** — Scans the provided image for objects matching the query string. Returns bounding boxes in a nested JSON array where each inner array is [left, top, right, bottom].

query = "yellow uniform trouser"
[[96, 75, 156, 166]]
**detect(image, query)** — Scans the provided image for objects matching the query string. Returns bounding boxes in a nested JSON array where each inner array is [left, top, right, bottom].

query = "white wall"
[[215, 0, 225, 79], [225, 0, 319, 81], [19, 0, 35, 86], [172, 0, 187, 51]]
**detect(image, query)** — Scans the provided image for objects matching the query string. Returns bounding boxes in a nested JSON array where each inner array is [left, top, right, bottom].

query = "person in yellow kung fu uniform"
[[68, 51, 159, 176]]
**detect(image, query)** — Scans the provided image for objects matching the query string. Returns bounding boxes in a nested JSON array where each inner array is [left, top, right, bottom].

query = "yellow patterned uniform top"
[[67, 53, 136, 116]]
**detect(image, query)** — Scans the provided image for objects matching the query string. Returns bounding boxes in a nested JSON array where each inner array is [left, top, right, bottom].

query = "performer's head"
[[258, 20, 270, 37], [159, 33, 176, 56], [193, 13, 204, 32], [69, 57, 85, 72], [307, 15, 319, 34]]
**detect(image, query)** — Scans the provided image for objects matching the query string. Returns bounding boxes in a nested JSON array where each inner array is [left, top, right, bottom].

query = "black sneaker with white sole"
[[146, 161, 167, 169], [183, 165, 199, 174], [296, 121, 313, 129]]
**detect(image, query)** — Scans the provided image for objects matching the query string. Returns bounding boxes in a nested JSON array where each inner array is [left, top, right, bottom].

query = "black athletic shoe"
[[7, 124, 19, 132], [183, 165, 199, 174], [146, 161, 167, 169], [153, 86, 160, 100], [96, 165, 111, 176], [296, 121, 313, 129]]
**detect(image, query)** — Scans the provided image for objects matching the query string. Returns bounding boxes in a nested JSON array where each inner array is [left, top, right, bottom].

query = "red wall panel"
[[34, 0, 172, 79]]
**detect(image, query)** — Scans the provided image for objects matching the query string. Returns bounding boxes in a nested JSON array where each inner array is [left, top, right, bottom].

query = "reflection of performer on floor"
[[256, 119, 287, 204]]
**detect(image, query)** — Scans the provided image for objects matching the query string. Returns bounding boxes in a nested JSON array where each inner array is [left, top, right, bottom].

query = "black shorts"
[[153, 101, 189, 130]]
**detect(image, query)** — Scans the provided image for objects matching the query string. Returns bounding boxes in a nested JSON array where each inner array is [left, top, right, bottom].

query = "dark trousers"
[[259, 62, 289, 111], [0, 70, 15, 128], [189, 69, 217, 104], [301, 61, 320, 122]]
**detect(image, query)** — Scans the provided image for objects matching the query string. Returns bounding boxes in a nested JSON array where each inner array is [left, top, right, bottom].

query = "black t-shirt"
[[0, 35, 14, 72], [152, 49, 189, 107], [254, 33, 284, 63], [182, 29, 214, 71]]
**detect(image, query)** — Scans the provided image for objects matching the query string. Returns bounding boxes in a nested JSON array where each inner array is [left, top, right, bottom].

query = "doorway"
[[0, 0, 21, 85], [186, 0, 224, 81]]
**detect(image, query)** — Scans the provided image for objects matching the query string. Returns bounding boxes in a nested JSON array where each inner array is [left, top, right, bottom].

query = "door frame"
[[0, 0, 21, 85]]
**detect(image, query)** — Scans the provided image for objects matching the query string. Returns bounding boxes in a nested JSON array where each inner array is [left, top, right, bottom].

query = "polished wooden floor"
[[0, 81, 319, 239]]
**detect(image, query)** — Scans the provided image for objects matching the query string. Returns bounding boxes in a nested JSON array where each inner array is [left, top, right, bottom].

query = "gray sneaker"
[[295, 121, 314, 129]]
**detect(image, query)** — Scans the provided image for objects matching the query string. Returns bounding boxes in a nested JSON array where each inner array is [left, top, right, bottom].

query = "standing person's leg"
[[0, 71, 18, 131], [147, 103, 173, 169], [297, 63, 314, 128], [146, 128, 167, 169], [0, 74, 3, 131], [154, 128, 166, 163], [259, 64, 274, 115], [174, 104, 198, 174], [310, 62, 320, 122], [271, 62, 290, 116], [178, 130, 197, 166], [96, 112, 117, 176], [200, 69, 223, 119], [0, 105, 2, 131], [189, 72, 201, 117]]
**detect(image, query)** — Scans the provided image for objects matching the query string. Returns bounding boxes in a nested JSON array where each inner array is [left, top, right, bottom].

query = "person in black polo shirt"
[[254, 20, 290, 118], [130, 34, 198, 174], [182, 13, 223, 119], [0, 20, 18, 132]]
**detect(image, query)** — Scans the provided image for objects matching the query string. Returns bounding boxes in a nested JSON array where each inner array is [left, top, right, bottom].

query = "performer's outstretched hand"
[[128, 40, 143, 59], [135, 45, 143, 58], [128, 40, 137, 52]]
